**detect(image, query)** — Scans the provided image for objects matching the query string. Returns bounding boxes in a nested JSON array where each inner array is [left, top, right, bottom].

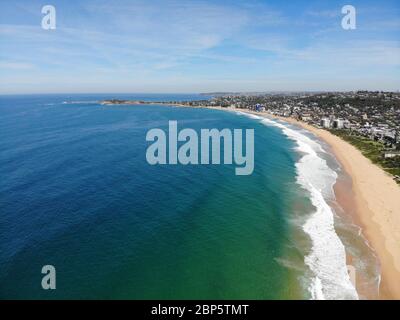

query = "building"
[[333, 119, 345, 129], [255, 104, 265, 112], [320, 118, 331, 128], [300, 113, 312, 122], [383, 151, 400, 158], [343, 120, 351, 129]]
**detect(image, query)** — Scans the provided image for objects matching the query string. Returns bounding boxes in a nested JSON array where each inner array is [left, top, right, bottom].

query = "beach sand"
[[256, 112, 400, 299]]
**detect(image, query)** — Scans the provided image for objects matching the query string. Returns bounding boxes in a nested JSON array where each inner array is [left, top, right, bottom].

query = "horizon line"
[[1, 89, 400, 96]]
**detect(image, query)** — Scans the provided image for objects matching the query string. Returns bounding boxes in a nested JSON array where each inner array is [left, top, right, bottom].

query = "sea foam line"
[[236, 111, 359, 300]]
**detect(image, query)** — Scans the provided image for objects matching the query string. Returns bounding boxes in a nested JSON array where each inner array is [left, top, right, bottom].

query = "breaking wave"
[[236, 111, 358, 300]]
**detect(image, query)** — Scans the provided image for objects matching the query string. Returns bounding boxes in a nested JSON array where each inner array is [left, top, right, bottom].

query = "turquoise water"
[[0, 94, 311, 299]]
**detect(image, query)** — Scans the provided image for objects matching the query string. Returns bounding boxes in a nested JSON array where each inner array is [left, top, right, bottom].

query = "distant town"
[[183, 92, 399, 144]]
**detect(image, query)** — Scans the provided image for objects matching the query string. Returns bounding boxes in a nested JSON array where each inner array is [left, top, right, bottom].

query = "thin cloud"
[[0, 61, 35, 70]]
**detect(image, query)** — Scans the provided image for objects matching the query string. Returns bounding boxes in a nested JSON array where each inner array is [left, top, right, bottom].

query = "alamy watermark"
[[41, 4, 356, 32], [341, 5, 356, 30], [41, 5, 56, 30], [41, 265, 56, 290], [146, 121, 254, 175]]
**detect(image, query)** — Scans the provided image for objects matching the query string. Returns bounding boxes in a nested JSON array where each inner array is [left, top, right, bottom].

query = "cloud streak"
[[0, 0, 399, 93]]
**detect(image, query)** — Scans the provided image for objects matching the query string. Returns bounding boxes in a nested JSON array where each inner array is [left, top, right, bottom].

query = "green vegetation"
[[330, 129, 400, 183]]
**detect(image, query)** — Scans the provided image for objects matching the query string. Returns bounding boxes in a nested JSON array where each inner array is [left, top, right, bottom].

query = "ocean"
[[0, 94, 378, 299]]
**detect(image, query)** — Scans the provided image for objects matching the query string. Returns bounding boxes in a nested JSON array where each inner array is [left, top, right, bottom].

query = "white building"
[[383, 151, 400, 158], [300, 114, 312, 122], [333, 119, 345, 129], [320, 118, 331, 128]]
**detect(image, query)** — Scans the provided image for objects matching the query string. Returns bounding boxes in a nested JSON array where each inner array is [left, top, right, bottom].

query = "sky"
[[0, 0, 399, 94]]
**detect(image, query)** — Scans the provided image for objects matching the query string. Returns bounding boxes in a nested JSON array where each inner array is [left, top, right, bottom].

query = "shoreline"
[[101, 101, 400, 299], [251, 111, 400, 299], [196, 106, 400, 299]]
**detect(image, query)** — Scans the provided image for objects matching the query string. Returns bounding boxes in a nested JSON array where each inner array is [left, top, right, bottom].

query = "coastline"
[[198, 106, 400, 299], [102, 101, 400, 299], [252, 111, 400, 299]]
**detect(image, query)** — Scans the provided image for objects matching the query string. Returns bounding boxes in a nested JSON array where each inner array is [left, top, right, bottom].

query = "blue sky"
[[0, 0, 399, 94]]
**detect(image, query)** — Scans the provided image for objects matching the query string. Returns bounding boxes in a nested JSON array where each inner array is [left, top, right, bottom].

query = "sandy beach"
[[245, 111, 400, 299]]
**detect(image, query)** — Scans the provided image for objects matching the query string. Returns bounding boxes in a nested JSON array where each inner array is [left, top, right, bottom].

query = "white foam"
[[235, 111, 263, 120], [238, 112, 358, 300]]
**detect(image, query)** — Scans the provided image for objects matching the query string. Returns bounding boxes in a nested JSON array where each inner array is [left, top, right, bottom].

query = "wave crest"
[[237, 112, 358, 300]]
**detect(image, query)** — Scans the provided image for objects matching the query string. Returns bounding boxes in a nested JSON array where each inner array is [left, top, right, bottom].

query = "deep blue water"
[[0, 94, 308, 299]]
